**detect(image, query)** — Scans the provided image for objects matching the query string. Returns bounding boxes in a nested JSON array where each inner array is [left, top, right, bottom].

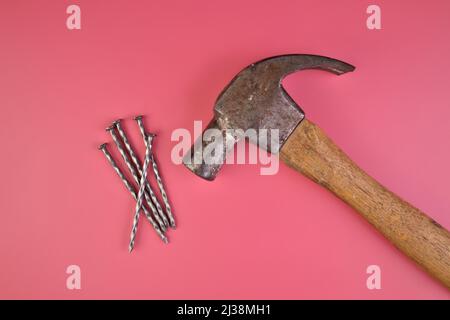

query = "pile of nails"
[[98, 116, 175, 252]]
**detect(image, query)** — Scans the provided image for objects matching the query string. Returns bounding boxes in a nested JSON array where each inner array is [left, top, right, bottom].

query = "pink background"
[[1, 0, 450, 299]]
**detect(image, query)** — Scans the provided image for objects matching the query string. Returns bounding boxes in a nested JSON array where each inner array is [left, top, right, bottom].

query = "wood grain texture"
[[280, 119, 450, 288]]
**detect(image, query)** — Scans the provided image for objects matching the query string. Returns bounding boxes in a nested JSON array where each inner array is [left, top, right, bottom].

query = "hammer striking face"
[[182, 54, 450, 288], [183, 54, 355, 180]]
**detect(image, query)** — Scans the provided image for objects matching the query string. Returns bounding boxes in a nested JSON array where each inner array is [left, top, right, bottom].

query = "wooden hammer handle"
[[280, 119, 450, 288]]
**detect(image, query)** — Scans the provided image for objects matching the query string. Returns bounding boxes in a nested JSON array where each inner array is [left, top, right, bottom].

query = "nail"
[[106, 125, 167, 232], [134, 116, 176, 228], [129, 135, 153, 252], [98, 143, 168, 244], [134, 115, 146, 138], [113, 119, 170, 228]]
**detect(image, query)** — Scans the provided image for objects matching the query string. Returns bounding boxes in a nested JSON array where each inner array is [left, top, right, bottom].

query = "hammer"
[[183, 54, 450, 288]]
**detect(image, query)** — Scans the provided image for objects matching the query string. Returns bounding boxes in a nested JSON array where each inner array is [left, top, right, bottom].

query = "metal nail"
[[106, 125, 167, 232], [129, 135, 153, 252], [113, 119, 170, 228], [98, 143, 168, 244], [134, 115, 176, 228]]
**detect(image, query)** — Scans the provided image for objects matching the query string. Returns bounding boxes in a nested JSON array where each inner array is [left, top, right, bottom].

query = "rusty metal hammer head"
[[183, 54, 355, 180]]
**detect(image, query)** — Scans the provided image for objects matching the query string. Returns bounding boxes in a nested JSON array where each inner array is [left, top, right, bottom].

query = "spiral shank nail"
[[99, 144, 168, 244], [135, 116, 175, 228], [135, 116, 147, 143], [133, 117, 170, 227], [108, 126, 167, 231], [129, 137, 153, 252], [151, 156, 176, 228]]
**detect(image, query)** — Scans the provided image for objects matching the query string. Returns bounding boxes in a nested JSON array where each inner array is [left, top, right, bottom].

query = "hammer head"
[[183, 54, 355, 180]]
